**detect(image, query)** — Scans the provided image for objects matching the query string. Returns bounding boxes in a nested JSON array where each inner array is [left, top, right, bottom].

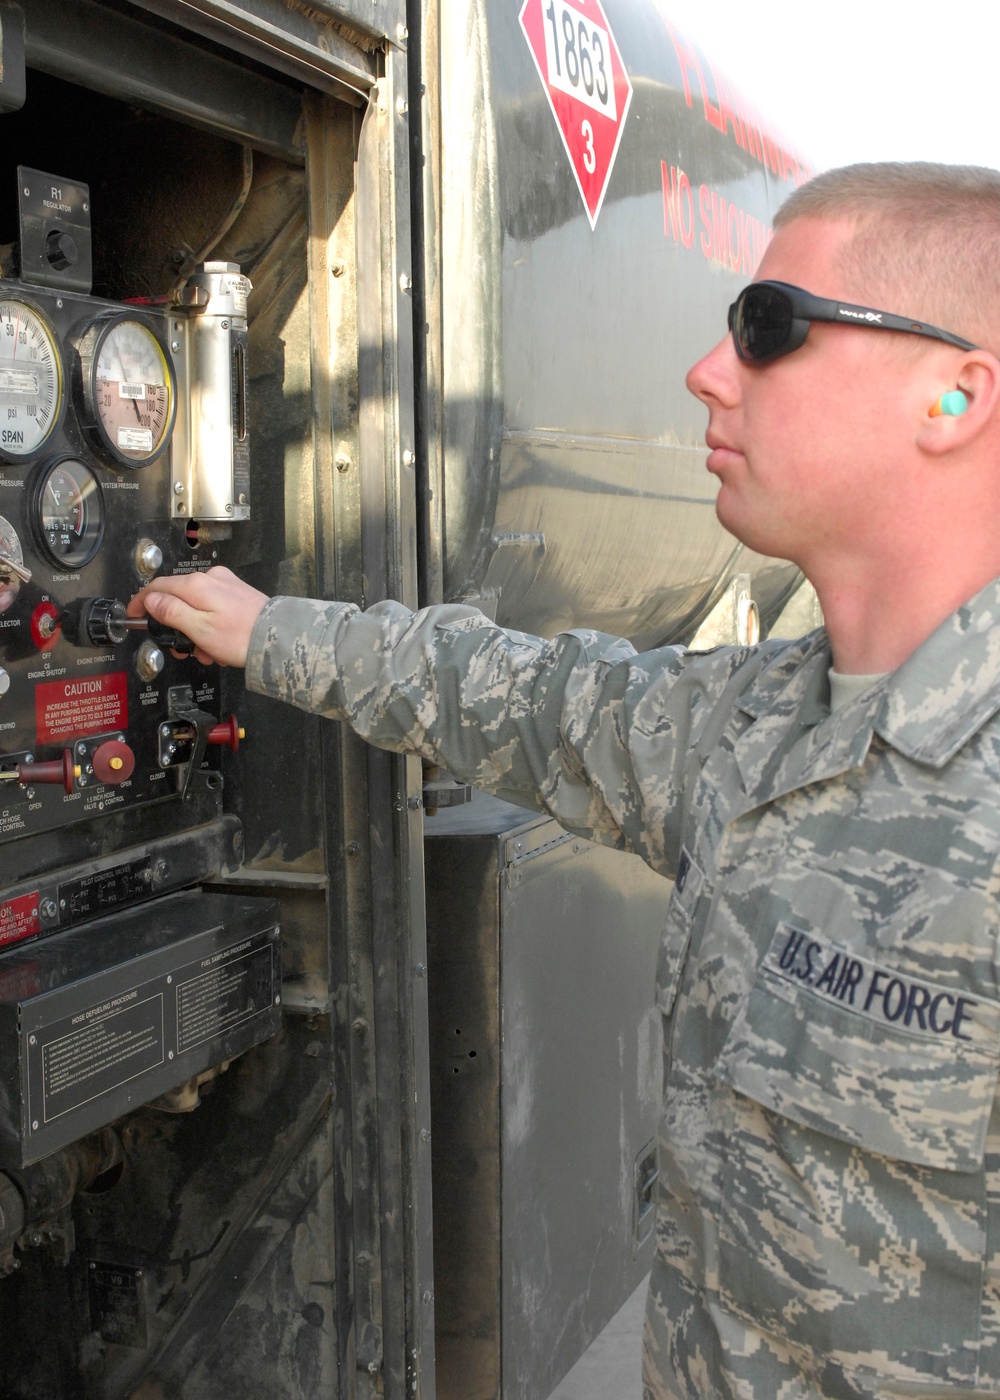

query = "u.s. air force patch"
[[717, 923, 1000, 1170], [764, 923, 990, 1046]]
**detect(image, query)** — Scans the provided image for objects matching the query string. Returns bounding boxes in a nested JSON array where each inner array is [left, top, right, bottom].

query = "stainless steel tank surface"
[[425, 0, 813, 648]]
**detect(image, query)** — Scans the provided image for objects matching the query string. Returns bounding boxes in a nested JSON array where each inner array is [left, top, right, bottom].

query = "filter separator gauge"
[[0, 299, 64, 459], [77, 314, 176, 467]]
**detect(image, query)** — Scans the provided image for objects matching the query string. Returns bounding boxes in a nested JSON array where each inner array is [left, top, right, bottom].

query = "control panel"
[[0, 169, 252, 944]]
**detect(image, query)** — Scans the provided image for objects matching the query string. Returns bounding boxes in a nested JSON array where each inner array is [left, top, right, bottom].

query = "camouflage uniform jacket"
[[246, 580, 1000, 1400]]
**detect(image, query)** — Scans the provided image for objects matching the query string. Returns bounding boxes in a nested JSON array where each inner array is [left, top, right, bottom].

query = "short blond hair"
[[775, 162, 1000, 352]]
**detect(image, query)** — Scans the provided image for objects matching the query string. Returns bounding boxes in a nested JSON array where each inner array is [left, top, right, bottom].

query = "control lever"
[[120, 614, 197, 655], [0, 548, 31, 585], [0, 750, 80, 794], [58, 598, 196, 654]]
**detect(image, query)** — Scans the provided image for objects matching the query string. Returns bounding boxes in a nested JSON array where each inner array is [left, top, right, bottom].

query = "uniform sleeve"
[[244, 594, 747, 875]]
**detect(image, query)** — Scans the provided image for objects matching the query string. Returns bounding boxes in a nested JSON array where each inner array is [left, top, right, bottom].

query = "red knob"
[[92, 740, 135, 786], [18, 749, 79, 794], [206, 715, 244, 753]]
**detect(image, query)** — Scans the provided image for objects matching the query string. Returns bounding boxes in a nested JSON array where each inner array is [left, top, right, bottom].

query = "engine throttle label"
[[35, 672, 128, 744], [0, 892, 41, 948]]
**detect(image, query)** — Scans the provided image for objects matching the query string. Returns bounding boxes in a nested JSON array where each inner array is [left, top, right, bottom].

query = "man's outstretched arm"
[[128, 568, 682, 866]]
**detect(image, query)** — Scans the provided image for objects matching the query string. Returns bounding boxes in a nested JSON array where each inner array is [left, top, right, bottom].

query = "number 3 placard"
[[520, 0, 633, 228]]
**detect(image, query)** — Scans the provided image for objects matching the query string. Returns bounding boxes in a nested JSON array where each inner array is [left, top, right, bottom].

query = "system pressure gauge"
[[32, 457, 105, 569], [78, 314, 175, 467], [0, 299, 64, 458]]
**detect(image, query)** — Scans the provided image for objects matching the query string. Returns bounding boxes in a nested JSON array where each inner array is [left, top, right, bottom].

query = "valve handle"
[[17, 750, 80, 794], [206, 715, 245, 753], [92, 740, 136, 786]]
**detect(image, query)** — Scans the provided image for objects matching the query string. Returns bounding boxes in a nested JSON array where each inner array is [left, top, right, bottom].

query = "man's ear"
[[917, 352, 1000, 456]]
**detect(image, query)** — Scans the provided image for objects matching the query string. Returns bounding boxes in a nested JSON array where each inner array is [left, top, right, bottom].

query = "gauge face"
[[0, 300, 63, 457], [34, 458, 104, 569], [0, 513, 24, 614], [88, 317, 175, 466]]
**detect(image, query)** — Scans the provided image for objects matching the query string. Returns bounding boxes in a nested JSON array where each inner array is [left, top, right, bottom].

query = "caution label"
[[35, 672, 128, 745], [0, 892, 41, 948]]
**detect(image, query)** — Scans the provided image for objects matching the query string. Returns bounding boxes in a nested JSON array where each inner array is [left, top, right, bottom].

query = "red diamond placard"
[[519, 0, 633, 229]]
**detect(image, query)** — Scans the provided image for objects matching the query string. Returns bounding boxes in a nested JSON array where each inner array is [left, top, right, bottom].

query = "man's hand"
[[128, 566, 269, 668]]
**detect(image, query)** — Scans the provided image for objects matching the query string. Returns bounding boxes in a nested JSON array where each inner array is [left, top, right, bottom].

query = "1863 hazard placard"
[[519, 0, 633, 228]]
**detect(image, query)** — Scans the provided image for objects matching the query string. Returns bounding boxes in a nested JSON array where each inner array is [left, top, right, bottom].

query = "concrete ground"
[[547, 1276, 648, 1400]]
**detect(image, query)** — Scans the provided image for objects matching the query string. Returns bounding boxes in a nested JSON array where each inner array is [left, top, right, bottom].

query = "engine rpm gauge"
[[0, 299, 63, 458], [32, 457, 105, 569], [78, 315, 175, 467]]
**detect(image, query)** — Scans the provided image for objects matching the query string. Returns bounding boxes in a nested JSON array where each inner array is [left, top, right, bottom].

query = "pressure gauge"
[[0, 299, 64, 458], [78, 314, 175, 467], [32, 457, 105, 569]]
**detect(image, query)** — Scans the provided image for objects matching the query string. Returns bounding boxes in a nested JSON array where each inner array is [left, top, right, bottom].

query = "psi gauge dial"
[[78, 314, 175, 467], [0, 299, 63, 458]]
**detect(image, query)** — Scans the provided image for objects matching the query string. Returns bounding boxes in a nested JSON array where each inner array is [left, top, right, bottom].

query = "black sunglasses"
[[728, 280, 977, 364]]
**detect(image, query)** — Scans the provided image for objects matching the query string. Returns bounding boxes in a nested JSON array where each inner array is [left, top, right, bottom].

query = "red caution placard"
[[0, 892, 41, 948], [35, 672, 128, 745], [519, 0, 633, 228]]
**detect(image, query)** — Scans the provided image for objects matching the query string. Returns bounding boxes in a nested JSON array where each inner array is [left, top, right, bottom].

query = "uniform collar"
[[732, 631, 876, 804], [873, 575, 1000, 767], [737, 575, 1000, 773]]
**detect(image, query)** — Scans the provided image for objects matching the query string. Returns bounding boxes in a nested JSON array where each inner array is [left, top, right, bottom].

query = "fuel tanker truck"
[[0, 1, 811, 1396]]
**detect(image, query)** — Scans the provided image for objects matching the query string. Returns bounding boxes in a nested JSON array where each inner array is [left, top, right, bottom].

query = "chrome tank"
[[420, 0, 811, 647]]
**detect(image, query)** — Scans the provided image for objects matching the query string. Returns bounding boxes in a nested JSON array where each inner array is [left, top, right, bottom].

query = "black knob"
[[45, 229, 77, 272]]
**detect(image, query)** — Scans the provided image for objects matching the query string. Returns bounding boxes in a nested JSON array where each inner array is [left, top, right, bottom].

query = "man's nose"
[[686, 334, 739, 406]]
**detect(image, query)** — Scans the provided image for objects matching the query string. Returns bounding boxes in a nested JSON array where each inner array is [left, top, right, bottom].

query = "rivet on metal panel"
[[396, 22, 408, 44], [346, 841, 361, 856], [407, 792, 420, 807], [399, 272, 411, 294], [402, 449, 415, 469], [413, 963, 426, 978], [396, 96, 408, 115], [331, 261, 346, 278], [335, 452, 351, 473], [422, 1290, 433, 1305], [419, 1128, 431, 1143]]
